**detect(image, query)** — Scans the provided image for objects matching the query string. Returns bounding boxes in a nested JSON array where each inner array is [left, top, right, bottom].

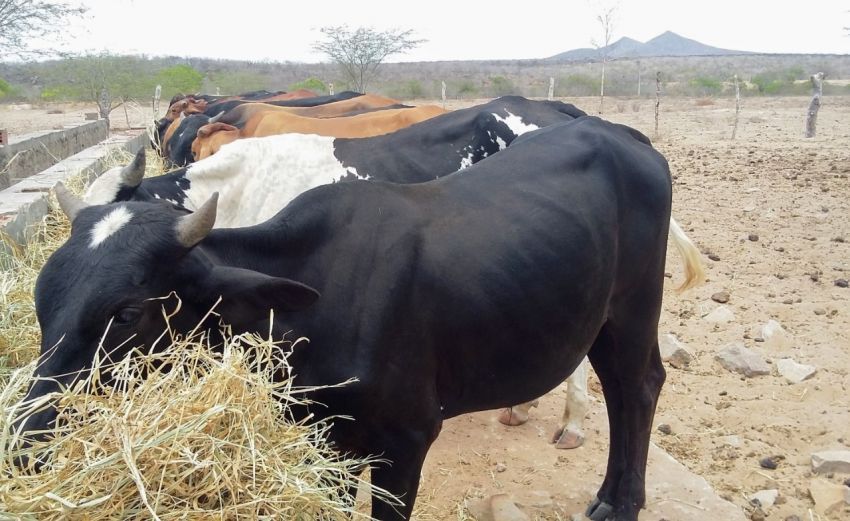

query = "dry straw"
[[1, 149, 395, 519], [1, 316, 393, 520]]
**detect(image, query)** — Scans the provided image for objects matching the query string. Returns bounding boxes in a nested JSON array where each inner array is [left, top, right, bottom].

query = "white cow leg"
[[551, 357, 589, 449], [497, 399, 539, 426]]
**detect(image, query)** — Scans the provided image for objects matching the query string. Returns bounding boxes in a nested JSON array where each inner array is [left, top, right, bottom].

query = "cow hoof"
[[497, 407, 529, 426], [551, 427, 585, 449], [585, 497, 614, 521]]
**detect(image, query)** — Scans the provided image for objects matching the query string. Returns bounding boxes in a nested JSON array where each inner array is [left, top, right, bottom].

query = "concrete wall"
[[0, 132, 146, 250], [0, 121, 109, 190]]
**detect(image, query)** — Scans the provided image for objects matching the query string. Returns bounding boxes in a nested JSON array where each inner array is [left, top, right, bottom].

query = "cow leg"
[[497, 399, 539, 426], [586, 303, 665, 520], [369, 423, 441, 521], [551, 357, 588, 449]]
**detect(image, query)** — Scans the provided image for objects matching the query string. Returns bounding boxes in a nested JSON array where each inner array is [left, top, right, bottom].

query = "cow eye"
[[114, 307, 142, 325]]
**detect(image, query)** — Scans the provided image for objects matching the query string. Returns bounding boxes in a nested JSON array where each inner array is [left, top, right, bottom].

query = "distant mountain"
[[548, 31, 750, 61]]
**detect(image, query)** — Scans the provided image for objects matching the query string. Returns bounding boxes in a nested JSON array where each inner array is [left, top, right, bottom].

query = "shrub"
[[556, 74, 600, 97], [156, 65, 203, 97], [289, 77, 327, 94], [489, 76, 516, 96]]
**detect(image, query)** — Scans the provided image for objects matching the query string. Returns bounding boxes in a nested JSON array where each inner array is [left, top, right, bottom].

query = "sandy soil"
[[3, 95, 849, 520], [0, 100, 152, 136]]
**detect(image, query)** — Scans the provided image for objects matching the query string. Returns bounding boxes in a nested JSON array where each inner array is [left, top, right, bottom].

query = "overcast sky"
[[53, 0, 849, 62]]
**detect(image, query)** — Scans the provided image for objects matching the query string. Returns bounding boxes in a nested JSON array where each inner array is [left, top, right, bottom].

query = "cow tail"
[[669, 216, 705, 292]]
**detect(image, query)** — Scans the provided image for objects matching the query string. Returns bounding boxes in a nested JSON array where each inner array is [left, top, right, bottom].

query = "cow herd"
[[17, 89, 704, 521]]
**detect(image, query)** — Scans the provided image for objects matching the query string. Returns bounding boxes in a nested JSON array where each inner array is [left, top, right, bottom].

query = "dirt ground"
[[2, 95, 849, 520]]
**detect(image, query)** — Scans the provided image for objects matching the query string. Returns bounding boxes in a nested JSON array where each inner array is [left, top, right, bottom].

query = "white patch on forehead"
[[83, 166, 123, 205], [491, 110, 540, 137], [89, 206, 133, 249]]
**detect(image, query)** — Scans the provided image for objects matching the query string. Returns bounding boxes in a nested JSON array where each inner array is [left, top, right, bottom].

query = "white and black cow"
[[22, 117, 698, 520], [90, 96, 588, 227]]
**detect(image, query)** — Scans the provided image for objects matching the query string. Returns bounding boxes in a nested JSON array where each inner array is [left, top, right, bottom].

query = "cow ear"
[[203, 266, 320, 321]]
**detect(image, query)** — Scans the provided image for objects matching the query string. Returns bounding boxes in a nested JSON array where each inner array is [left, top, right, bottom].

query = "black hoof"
[[585, 496, 615, 521]]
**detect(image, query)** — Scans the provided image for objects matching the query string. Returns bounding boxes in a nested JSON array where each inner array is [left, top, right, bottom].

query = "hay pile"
[[0, 150, 392, 519], [1, 326, 390, 520]]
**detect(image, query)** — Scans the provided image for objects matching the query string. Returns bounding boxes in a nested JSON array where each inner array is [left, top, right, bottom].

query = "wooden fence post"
[[805, 72, 824, 138], [548, 77, 555, 100], [731, 74, 741, 140], [654, 71, 661, 138], [153, 84, 162, 119], [0, 129, 8, 146], [441, 81, 447, 108]]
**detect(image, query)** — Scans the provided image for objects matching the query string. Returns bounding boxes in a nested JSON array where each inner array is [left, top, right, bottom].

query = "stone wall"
[[0, 121, 109, 189]]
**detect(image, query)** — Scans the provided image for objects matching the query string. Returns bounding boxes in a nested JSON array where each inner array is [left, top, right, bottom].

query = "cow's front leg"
[[369, 423, 442, 520]]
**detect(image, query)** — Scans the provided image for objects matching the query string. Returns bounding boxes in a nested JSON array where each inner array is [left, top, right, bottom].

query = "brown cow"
[[218, 94, 403, 129], [191, 105, 447, 161]]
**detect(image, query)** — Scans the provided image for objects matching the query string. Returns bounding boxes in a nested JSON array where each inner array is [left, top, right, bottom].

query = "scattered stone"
[[749, 508, 765, 521], [719, 435, 742, 448], [808, 478, 849, 515], [659, 334, 694, 368], [777, 358, 817, 383], [716, 344, 770, 377], [495, 462, 507, 473], [836, 279, 849, 288], [814, 308, 827, 316], [705, 306, 735, 324], [811, 450, 850, 474], [761, 320, 791, 349], [657, 424, 673, 435], [708, 253, 721, 261], [467, 494, 531, 521], [748, 234, 759, 242], [711, 291, 730, 303], [749, 489, 779, 510], [514, 490, 553, 509], [845, 477, 850, 487], [782, 298, 794, 305], [784, 516, 801, 521], [490, 494, 530, 521], [759, 456, 781, 470]]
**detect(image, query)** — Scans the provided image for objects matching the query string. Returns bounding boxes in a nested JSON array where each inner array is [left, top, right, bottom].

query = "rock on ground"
[[776, 358, 817, 383], [659, 333, 694, 368], [811, 450, 850, 474], [761, 319, 792, 349], [808, 478, 850, 515], [705, 305, 735, 323], [749, 489, 779, 510], [715, 343, 771, 377]]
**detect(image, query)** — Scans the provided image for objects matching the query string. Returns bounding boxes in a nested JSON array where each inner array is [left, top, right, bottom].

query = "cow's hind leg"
[[497, 399, 539, 426], [551, 357, 588, 449], [585, 296, 665, 521]]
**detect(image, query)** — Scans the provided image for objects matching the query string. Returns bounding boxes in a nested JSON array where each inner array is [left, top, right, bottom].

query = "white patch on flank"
[[89, 206, 133, 249], [495, 136, 507, 149], [346, 166, 371, 180], [83, 166, 124, 205], [182, 133, 347, 227], [491, 110, 540, 137], [153, 194, 161, 199], [458, 152, 475, 170]]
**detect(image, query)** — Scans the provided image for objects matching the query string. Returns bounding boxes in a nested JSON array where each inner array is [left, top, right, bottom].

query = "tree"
[[0, 0, 87, 59], [156, 65, 203, 98], [41, 53, 157, 127], [591, 2, 619, 114], [313, 25, 425, 93]]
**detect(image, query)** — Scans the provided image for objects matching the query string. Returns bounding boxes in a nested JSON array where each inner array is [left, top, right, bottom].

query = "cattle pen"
[[1, 94, 850, 520]]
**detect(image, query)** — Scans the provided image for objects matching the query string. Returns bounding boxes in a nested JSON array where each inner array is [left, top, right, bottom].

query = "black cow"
[[204, 90, 364, 118], [25, 117, 675, 520]]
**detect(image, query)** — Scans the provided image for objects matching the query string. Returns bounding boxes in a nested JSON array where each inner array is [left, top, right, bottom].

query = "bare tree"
[[313, 25, 425, 93], [591, 2, 618, 114], [0, 0, 87, 59]]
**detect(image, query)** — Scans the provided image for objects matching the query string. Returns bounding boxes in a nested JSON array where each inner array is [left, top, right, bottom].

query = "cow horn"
[[207, 111, 224, 124], [119, 147, 146, 187], [175, 192, 218, 247], [54, 182, 89, 222]]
